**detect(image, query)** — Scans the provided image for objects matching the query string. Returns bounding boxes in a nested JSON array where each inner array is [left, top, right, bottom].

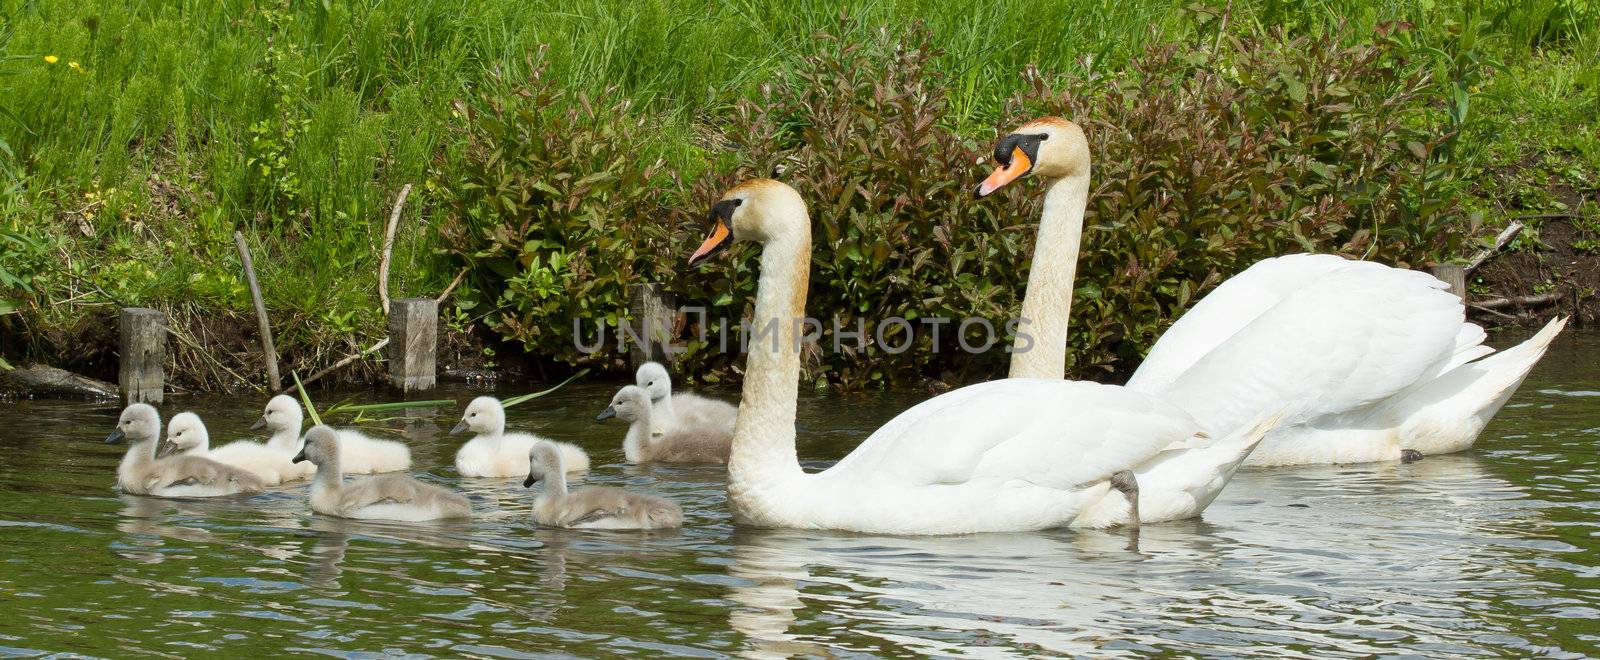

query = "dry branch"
[[436, 267, 469, 304], [234, 231, 281, 391], [1473, 291, 1562, 310], [378, 184, 413, 316], [278, 338, 390, 393], [1464, 221, 1524, 274]]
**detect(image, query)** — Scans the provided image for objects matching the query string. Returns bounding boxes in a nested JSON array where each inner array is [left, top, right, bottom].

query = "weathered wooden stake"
[[1431, 264, 1467, 303], [627, 283, 676, 369], [119, 307, 166, 405], [388, 298, 437, 392], [234, 231, 282, 391]]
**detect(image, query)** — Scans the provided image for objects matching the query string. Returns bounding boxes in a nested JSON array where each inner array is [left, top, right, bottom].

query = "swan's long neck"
[[119, 439, 155, 493], [657, 385, 676, 420], [624, 406, 654, 462], [544, 450, 570, 496], [268, 419, 302, 452], [313, 453, 343, 491], [728, 221, 812, 518], [1009, 171, 1090, 379]]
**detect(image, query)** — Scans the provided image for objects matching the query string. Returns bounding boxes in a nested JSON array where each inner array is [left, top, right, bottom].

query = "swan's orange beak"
[[689, 219, 731, 266], [975, 147, 1031, 197]]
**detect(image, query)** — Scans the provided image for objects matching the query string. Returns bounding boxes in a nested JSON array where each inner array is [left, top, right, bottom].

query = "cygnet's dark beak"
[[595, 406, 616, 422], [249, 417, 267, 431], [522, 473, 540, 488], [292, 448, 309, 463], [449, 420, 468, 435], [104, 428, 125, 445], [153, 438, 180, 459]]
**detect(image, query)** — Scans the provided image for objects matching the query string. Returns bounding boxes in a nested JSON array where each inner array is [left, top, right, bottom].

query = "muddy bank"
[[1471, 216, 1598, 329]]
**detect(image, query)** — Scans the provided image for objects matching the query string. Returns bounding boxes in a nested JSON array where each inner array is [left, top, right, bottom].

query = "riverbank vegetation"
[[1, 0, 1596, 390]]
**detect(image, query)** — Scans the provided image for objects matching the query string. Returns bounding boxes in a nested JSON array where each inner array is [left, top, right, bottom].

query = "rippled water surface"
[[1, 332, 1597, 657]]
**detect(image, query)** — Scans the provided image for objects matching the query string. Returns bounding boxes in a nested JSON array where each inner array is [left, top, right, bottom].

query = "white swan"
[[253, 394, 411, 474], [598, 385, 732, 464], [105, 404, 265, 497], [294, 426, 471, 521], [972, 119, 1278, 524], [635, 361, 738, 436], [685, 179, 1207, 533], [977, 116, 1566, 467], [451, 396, 590, 477], [165, 411, 312, 484], [522, 441, 682, 529]]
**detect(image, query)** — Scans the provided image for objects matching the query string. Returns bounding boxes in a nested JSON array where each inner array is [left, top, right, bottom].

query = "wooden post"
[[387, 298, 437, 392], [1431, 264, 1467, 303], [119, 307, 165, 405], [627, 283, 675, 369], [234, 231, 282, 391]]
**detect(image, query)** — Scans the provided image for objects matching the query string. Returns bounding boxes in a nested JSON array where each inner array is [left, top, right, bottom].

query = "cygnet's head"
[[156, 412, 210, 459], [106, 403, 161, 446], [254, 394, 304, 433], [522, 441, 565, 488], [688, 179, 808, 266], [634, 362, 672, 403], [292, 426, 341, 466], [973, 116, 1089, 197], [596, 385, 651, 423], [453, 396, 505, 435]]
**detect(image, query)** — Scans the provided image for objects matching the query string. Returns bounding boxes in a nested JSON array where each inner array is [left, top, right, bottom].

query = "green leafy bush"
[[1009, 20, 1470, 370], [436, 53, 680, 368], [442, 18, 1476, 387]]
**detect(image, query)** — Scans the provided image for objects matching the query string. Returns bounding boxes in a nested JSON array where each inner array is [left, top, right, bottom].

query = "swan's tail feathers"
[[1388, 316, 1566, 454], [1441, 322, 1496, 373], [1454, 316, 1567, 425], [1209, 409, 1285, 470]]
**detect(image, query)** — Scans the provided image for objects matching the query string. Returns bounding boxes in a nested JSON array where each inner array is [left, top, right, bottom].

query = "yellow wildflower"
[[68, 61, 82, 72], [42, 55, 59, 64]]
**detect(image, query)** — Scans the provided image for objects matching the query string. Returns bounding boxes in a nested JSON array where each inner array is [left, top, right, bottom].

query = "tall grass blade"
[[502, 368, 591, 408]]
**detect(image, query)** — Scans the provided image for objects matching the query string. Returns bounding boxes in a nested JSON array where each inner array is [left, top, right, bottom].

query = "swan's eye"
[[470, 412, 477, 418]]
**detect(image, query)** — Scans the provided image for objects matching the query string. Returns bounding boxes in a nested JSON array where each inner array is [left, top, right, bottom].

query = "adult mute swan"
[[523, 441, 682, 529], [687, 179, 1198, 534], [635, 361, 738, 436], [166, 411, 312, 484], [253, 395, 411, 474], [975, 116, 1566, 467], [598, 385, 733, 464], [451, 396, 590, 477], [105, 404, 265, 497], [294, 426, 471, 521]]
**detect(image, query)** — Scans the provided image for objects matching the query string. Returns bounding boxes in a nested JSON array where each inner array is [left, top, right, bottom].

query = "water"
[[1, 332, 1596, 657]]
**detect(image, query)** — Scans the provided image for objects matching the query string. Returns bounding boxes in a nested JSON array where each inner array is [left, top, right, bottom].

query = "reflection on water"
[[0, 331, 1596, 656]]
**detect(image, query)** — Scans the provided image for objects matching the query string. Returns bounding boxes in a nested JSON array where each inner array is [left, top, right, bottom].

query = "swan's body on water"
[[973, 118, 1277, 524], [687, 179, 1207, 534], [452, 396, 590, 478], [166, 411, 311, 484], [523, 441, 682, 529], [1124, 255, 1565, 466], [105, 404, 265, 498], [978, 116, 1564, 469], [294, 426, 471, 521], [256, 395, 411, 474], [600, 385, 732, 464], [636, 361, 738, 437]]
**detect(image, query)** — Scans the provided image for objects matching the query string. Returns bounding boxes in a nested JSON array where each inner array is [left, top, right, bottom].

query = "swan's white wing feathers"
[[1152, 264, 1464, 437], [1129, 254, 1358, 392], [825, 379, 1198, 491]]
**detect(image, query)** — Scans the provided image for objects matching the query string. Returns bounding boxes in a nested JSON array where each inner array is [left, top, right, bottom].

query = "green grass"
[[0, 0, 1595, 385]]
